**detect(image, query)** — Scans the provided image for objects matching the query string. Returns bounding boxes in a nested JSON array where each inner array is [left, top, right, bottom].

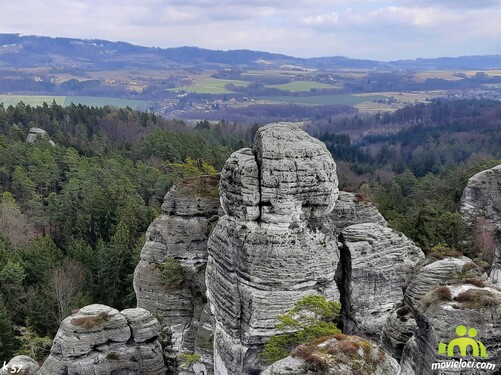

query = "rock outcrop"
[[133, 175, 220, 374], [262, 334, 401, 375], [0, 355, 40, 375], [399, 256, 501, 374], [37, 304, 165, 375], [337, 223, 424, 340], [206, 123, 340, 374], [460, 164, 501, 286], [329, 191, 387, 231], [26, 127, 55, 146]]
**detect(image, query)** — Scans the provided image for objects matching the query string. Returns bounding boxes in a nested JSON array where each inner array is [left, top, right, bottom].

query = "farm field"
[[0, 95, 151, 110], [265, 80, 336, 92], [174, 78, 249, 93], [261, 94, 388, 106]]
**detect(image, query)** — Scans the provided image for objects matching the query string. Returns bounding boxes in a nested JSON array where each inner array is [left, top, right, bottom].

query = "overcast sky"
[[1, 0, 501, 60]]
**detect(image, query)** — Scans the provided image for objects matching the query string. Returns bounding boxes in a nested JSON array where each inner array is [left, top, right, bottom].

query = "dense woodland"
[[313, 99, 501, 258], [0, 99, 500, 363], [0, 102, 245, 360]]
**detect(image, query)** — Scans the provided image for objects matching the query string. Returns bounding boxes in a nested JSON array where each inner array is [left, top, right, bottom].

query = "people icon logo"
[[438, 325, 488, 358]]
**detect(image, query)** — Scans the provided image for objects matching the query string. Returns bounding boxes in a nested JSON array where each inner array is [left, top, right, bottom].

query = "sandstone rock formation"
[[206, 123, 340, 375], [460, 164, 501, 286], [337, 223, 424, 340], [399, 256, 501, 374], [37, 304, 165, 375], [329, 191, 387, 231], [262, 334, 401, 375], [0, 355, 39, 375], [26, 127, 55, 146], [133, 175, 220, 374]]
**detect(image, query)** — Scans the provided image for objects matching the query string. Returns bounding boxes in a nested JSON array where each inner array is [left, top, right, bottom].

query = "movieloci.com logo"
[[438, 325, 488, 358], [431, 325, 496, 372]]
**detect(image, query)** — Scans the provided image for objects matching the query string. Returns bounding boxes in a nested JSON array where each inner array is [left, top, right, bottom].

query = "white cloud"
[[0, 0, 500, 59]]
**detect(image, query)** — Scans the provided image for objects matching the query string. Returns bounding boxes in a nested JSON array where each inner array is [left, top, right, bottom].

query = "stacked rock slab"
[[133, 175, 220, 374], [460, 164, 501, 286], [329, 191, 387, 231], [400, 256, 501, 374], [206, 123, 340, 375], [37, 305, 166, 375], [337, 223, 424, 339]]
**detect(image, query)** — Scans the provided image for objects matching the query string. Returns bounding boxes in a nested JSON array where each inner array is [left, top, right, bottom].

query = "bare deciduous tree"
[[0, 193, 38, 250], [473, 217, 496, 264], [50, 260, 85, 322]]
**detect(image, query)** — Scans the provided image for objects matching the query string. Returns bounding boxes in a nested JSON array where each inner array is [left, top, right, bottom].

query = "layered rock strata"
[[400, 256, 501, 374], [26, 127, 55, 146], [329, 191, 387, 231], [206, 123, 340, 375], [460, 164, 501, 286], [37, 304, 165, 375], [133, 175, 220, 374], [337, 223, 424, 339], [0, 356, 40, 375]]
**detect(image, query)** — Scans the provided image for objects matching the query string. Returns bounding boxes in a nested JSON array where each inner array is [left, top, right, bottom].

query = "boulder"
[[37, 305, 165, 375], [0, 356, 39, 375]]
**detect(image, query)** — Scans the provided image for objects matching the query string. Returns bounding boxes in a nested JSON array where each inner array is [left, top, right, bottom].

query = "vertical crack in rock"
[[253, 135, 263, 223], [335, 232, 356, 334]]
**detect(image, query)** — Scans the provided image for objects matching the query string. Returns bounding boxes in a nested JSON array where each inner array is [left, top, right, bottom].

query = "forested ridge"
[[0, 99, 500, 363], [315, 99, 501, 258], [0, 102, 244, 360]]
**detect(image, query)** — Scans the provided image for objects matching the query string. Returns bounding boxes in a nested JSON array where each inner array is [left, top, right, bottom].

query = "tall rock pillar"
[[206, 123, 340, 374]]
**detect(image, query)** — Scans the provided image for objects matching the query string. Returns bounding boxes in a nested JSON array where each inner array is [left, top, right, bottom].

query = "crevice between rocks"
[[253, 147, 263, 223], [335, 232, 357, 334]]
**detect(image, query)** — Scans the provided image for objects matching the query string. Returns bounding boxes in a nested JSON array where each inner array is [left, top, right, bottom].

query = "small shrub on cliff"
[[261, 295, 341, 364], [420, 286, 452, 309], [428, 244, 463, 259], [454, 289, 501, 308], [161, 257, 185, 288], [71, 311, 110, 329], [178, 353, 201, 369]]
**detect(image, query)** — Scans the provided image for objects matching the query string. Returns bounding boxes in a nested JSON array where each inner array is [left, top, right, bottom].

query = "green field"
[[262, 94, 388, 106], [0, 95, 151, 110], [174, 78, 249, 94], [266, 81, 336, 92]]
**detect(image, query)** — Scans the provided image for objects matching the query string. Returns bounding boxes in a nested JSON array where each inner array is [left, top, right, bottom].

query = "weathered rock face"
[[207, 123, 340, 375], [400, 256, 501, 375], [460, 164, 501, 286], [381, 303, 417, 362], [133, 175, 220, 374], [37, 304, 165, 375], [261, 335, 401, 375], [26, 127, 55, 146], [329, 191, 387, 231], [337, 223, 424, 340], [0, 356, 39, 375]]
